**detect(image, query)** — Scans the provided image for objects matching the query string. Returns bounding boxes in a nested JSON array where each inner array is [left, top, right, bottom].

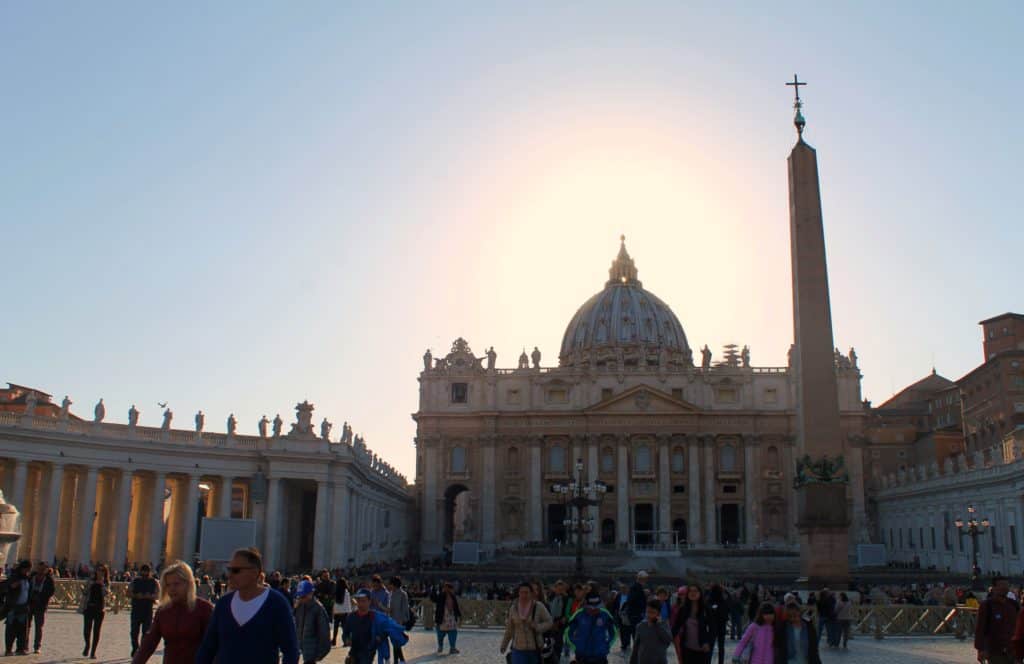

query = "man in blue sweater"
[[566, 593, 618, 664], [196, 548, 299, 664]]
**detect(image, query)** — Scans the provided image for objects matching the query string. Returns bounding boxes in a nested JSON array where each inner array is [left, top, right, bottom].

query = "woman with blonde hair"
[[132, 561, 214, 664]]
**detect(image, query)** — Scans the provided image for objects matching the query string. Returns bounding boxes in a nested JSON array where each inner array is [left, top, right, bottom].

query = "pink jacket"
[[734, 622, 775, 664]]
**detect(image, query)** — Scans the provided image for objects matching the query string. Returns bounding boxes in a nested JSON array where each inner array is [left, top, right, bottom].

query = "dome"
[[559, 237, 692, 368]]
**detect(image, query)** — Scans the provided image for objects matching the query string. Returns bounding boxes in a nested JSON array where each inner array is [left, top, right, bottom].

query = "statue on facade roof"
[[741, 345, 751, 368], [518, 349, 529, 369], [195, 410, 204, 433], [423, 348, 432, 372], [320, 418, 332, 441], [227, 413, 237, 436], [486, 346, 497, 371], [129, 404, 140, 427], [531, 347, 541, 369], [94, 398, 105, 423], [24, 391, 37, 417], [60, 396, 71, 420], [701, 345, 712, 370], [787, 343, 796, 369], [849, 347, 858, 369], [161, 408, 173, 430], [258, 415, 269, 438], [272, 414, 283, 438]]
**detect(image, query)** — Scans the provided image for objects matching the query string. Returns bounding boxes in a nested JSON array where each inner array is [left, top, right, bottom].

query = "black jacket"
[[774, 617, 822, 664], [432, 590, 461, 627], [670, 604, 713, 650], [28, 573, 55, 613]]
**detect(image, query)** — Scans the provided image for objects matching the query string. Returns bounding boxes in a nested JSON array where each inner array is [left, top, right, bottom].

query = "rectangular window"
[[919, 528, 924, 550], [944, 513, 951, 551], [451, 383, 468, 403], [1011, 525, 1019, 556], [899, 529, 904, 549], [930, 527, 936, 550], [992, 525, 1000, 554], [547, 388, 568, 404], [764, 388, 778, 404], [604, 484, 614, 493], [506, 389, 521, 404], [889, 528, 893, 548], [384, 511, 390, 528], [671, 388, 683, 400], [673, 485, 686, 494], [908, 529, 914, 549], [602, 388, 614, 400], [716, 388, 738, 403], [723, 485, 737, 494], [959, 529, 965, 552]]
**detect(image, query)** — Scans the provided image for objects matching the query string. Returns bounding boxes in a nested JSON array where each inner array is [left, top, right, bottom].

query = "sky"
[[3, 2, 1022, 478]]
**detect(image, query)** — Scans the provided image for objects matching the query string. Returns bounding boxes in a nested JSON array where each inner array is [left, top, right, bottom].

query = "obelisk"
[[786, 76, 850, 586]]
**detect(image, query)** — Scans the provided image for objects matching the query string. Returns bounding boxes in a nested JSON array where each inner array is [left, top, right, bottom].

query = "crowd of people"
[[3, 554, 1024, 663]]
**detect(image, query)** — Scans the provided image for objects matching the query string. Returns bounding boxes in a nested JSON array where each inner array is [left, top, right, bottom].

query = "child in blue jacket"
[[565, 594, 618, 664]]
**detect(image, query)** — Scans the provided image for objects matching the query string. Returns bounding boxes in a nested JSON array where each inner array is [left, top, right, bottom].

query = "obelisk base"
[[794, 483, 850, 588]]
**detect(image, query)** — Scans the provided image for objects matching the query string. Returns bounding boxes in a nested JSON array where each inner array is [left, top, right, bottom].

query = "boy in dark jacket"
[[566, 593, 618, 664], [775, 602, 822, 664], [633, 599, 672, 664]]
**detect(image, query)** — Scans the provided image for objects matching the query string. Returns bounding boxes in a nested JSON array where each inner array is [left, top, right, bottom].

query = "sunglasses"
[[227, 566, 255, 575]]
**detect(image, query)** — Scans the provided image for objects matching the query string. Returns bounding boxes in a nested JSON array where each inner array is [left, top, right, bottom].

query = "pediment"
[[585, 385, 701, 414]]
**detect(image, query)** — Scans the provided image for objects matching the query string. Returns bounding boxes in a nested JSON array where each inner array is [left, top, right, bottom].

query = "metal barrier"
[[51, 580, 132, 613], [414, 599, 978, 637]]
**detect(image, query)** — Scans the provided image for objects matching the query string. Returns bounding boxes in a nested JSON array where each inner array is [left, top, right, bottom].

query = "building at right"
[[872, 312, 1024, 575]]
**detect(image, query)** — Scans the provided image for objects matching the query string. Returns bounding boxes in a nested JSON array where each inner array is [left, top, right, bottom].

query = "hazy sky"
[[4, 3, 1021, 477]]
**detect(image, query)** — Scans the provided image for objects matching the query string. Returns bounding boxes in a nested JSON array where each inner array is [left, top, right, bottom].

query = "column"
[[848, 445, 866, 542], [423, 442, 439, 556], [330, 483, 349, 567], [7, 460, 28, 563], [219, 477, 234, 518], [181, 474, 200, 562], [112, 470, 133, 569], [481, 438, 496, 553], [149, 472, 166, 565], [688, 439, 701, 546], [38, 462, 65, 564], [703, 437, 716, 545], [263, 477, 281, 570], [617, 438, 629, 546], [587, 437, 599, 546], [529, 440, 542, 542], [313, 480, 332, 568], [744, 436, 757, 546], [783, 442, 797, 545], [658, 436, 671, 546], [76, 466, 99, 564]]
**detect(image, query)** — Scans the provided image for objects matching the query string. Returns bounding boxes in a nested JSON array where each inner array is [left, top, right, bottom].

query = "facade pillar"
[[149, 472, 166, 565], [330, 484, 349, 567], [7, 460, 28, 564], [848, 445, 866, 543], [529, 439, 542, 542], [76, 466, 99, 564], [313, 480, 332, 569], [263, 477, 281, 570], [219, 477, 234, 518], [688, 438, 701, 545], [744, 436, 758, 546], [782, 441, 797, 545], [658, 435, 671, 544], [112, 470, 133, 569], [587, 436, 599, 546], [617, 438, 629, 546], [181, 474, 200, 562], [38, 462, 65, 564], [703, 437, 716, 545], [422, 440, 439, 556], [481, 437, 496, 553]]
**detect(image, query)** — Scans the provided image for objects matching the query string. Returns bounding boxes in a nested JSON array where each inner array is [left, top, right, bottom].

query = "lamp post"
[[954, 504, 990, 589], [551, 458, 607, 580]]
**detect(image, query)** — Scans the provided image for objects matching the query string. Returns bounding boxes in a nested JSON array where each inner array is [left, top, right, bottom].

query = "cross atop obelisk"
[[786, 74, 807, 138], [785, 76, 850, 587]]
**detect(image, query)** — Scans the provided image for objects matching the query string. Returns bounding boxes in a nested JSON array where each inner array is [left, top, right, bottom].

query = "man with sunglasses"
[[196, 548, 299, 664]]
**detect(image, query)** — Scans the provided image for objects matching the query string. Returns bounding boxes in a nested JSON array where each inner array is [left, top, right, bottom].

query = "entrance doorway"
[[634, 504, 654, 545], [443, 484, 471, 546], [672, 518, 688, 545], [547, 504, 567, 544], [601, 518, 616, 545], [720, 504, 740, 545]]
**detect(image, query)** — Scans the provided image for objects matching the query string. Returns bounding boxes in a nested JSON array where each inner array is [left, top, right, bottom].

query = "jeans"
[[83, 610, 104, 655], [825, 619, 840, 646], [130, 611, 153, 655], [839, 619, 851, 647], [28, 610, 45, 651], [4, 607, 28, 654], [509, 649, 540, 664], [619, 624, 634, 649], [436, 628, 458, 651]]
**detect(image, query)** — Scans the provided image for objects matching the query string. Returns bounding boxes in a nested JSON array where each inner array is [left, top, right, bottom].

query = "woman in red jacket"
[[132, 561, 214, 664]]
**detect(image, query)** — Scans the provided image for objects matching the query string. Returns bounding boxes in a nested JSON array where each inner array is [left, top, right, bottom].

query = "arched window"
[[601, 447, 615, 473], [550, 445, 565, 473], [451, 446, 466, 473], [507, 447, 519, 471], [765, 446, 780, 472], [720, 444, 736, 472], [635, 445, 652, 473], [601, 518, 616, 545], [672, 518, 688, 544], [671, 447, 685, 473]]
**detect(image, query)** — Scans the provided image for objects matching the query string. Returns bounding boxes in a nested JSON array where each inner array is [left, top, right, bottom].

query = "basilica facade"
[[414, 239, 868, 558]]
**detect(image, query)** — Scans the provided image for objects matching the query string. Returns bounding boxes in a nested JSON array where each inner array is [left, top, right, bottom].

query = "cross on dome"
[[608, 235, 640, 286]]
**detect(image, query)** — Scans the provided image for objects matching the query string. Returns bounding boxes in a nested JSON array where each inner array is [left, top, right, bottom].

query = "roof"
[[979, 312, 1024, 325], [876, 370, 956, 410]]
